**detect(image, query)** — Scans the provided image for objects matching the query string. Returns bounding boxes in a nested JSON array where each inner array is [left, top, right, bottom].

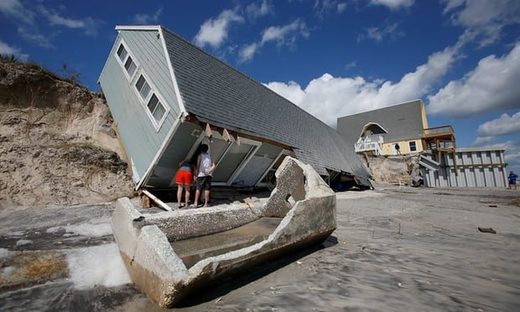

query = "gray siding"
[[120, 30, 182, 117], [98, 30, 180, 179], [337, 100, 425, 145], [422, 149, 508, 188]]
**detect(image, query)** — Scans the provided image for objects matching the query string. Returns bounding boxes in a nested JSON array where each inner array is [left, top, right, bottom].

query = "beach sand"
[[1, 187, 519, 311]]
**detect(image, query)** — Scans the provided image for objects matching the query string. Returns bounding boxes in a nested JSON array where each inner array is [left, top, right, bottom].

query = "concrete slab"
[[111, 157, 336, 307]]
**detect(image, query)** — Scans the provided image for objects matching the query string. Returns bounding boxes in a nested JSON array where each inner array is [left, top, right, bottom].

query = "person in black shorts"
[[192, 144, 215, 207]]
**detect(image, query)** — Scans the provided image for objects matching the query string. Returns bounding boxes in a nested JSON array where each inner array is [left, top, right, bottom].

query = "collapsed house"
[[337, 100, 508, 188], [98, 25, 370, 191]]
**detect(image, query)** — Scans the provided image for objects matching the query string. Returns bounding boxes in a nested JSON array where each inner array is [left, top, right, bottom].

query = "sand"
[[0, 187, 519, 311]]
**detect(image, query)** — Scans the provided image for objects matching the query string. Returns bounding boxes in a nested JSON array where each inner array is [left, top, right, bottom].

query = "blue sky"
[[1, 0, 519, 172]]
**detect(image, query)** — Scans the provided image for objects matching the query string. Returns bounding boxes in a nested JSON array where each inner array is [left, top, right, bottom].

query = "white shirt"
[[198, 153, 212, 177]]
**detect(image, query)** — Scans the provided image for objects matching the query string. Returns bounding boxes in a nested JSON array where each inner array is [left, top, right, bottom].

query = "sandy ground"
[[1, 187, 519, 311]]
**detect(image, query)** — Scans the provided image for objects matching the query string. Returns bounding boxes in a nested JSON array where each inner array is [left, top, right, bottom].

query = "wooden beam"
[[142, 189, 173, 211]]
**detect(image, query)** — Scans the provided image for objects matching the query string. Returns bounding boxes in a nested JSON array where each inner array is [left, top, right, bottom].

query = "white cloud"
[[472, 140, 520, 174], [0, 0, 34, 23], [38, 6, 100, 35], [261, 19, 309, 45], [314, 0, 348, 16], [194, 9, 244, 48], [477, 112, 520, 137], [357, 23, 404, 43], [0, 39, 28, 60], [17, 26, 54, 48], [370, 0, 415, 10], [472, 136, 495, 146], [337, 2, 347, 13], [239, 19, 309, 63], [345, 61, 357, 70], [246, 0, 273, 19], [264, 46, 457, 126], [428, 42, 520, 117], [443, 0, 520, 47], [238, 42, 259, 63], [133, 8, 163, 24]]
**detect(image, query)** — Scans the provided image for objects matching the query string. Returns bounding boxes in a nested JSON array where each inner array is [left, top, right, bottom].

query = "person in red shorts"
[[174, 159, 193, 208]]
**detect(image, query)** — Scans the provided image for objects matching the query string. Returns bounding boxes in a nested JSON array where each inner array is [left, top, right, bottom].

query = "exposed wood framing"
[[142, 189, 173, 211]]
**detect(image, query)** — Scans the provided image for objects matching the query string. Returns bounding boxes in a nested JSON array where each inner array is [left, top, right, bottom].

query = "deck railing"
[[423, 125, 454, 136]]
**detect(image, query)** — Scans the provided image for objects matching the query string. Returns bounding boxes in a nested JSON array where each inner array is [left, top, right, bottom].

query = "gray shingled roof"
[[337, 100, 425, 145], [161, 27, 370, 185]]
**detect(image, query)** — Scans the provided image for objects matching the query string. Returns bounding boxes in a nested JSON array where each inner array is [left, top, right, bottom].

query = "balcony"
[[423, 125, 454, 138], [422, 125, 456, 152], [355, 135, 383, 155]]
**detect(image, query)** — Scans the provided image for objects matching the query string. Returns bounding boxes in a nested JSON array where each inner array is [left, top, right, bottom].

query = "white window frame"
[[131, 69, 170, 132], [256, 149, 290, 187], [114, 39, 139, 82]]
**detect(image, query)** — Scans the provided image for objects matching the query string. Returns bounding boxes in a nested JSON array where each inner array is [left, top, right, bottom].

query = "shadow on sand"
[[176, 235, 338, 308]]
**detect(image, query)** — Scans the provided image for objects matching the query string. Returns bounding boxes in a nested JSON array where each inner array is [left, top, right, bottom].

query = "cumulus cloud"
[[370, 0, 415, 10], [357, 23, 405, 43], [443, 0, 520, 47], [246, 0, 273, 19], [477, 112, 520, 137], [428, 42, 520, 117], [264, 46, 457, 126], [0, 0, 34, 23], [0, 39, 28, 60], [133, 8, 163, 24], [194, 9, 243, 48], [238, 19, 309, 63]]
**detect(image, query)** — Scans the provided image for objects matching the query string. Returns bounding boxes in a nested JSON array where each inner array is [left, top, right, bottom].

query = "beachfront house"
[[337, 99, 455, 156], [98, 25, 370, 190]]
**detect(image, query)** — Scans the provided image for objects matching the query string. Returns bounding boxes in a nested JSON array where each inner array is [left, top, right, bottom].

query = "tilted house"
[[98, 25, 370, 190]]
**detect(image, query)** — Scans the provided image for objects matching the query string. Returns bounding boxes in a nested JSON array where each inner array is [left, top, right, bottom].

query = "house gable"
[[98, 28, 182, 181]]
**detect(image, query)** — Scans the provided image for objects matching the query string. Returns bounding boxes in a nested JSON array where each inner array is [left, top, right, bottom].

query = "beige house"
[[337, 99, 455, 156]]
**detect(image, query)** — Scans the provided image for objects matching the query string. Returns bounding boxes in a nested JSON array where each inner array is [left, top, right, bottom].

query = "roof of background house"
[[337, 100, 425, 145], [158, 27, 369, 184]]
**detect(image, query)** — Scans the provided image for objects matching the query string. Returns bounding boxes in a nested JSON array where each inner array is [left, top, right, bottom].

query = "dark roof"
[[161, 27, 369, 183], [337, 100, 426, 145]]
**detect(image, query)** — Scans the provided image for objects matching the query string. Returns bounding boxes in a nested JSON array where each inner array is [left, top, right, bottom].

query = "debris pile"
[[362, 154, 420, 185]]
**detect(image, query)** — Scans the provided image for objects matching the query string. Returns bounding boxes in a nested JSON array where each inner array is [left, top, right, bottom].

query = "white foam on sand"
[[15, 239, 33, 246], [46, 222, 112, 237], [66, 243, 131, 289], [0, 248, 12, 259]]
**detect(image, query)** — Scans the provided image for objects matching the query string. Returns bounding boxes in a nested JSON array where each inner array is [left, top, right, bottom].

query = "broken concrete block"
[[111, 156, 336, 307]]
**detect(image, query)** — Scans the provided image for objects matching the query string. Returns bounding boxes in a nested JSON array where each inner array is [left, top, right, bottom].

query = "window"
[[116, 44, 127, 62], [115, 41, 138, 80], [124, 56, 137, 77], [135, 75, 151, 100], [409, 141, 417, 152], [147, 94, 166, 124]]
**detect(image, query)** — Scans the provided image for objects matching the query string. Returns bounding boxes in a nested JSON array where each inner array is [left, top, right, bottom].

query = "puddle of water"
[[172, 217, 282, 269]]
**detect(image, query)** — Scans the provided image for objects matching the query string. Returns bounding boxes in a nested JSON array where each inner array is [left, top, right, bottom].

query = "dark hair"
[[200, 144, 209, 153]]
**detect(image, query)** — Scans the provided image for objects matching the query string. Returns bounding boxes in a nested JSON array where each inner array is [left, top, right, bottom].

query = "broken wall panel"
[[233, 143, 283, 187], [147, 122, 201, 187]]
